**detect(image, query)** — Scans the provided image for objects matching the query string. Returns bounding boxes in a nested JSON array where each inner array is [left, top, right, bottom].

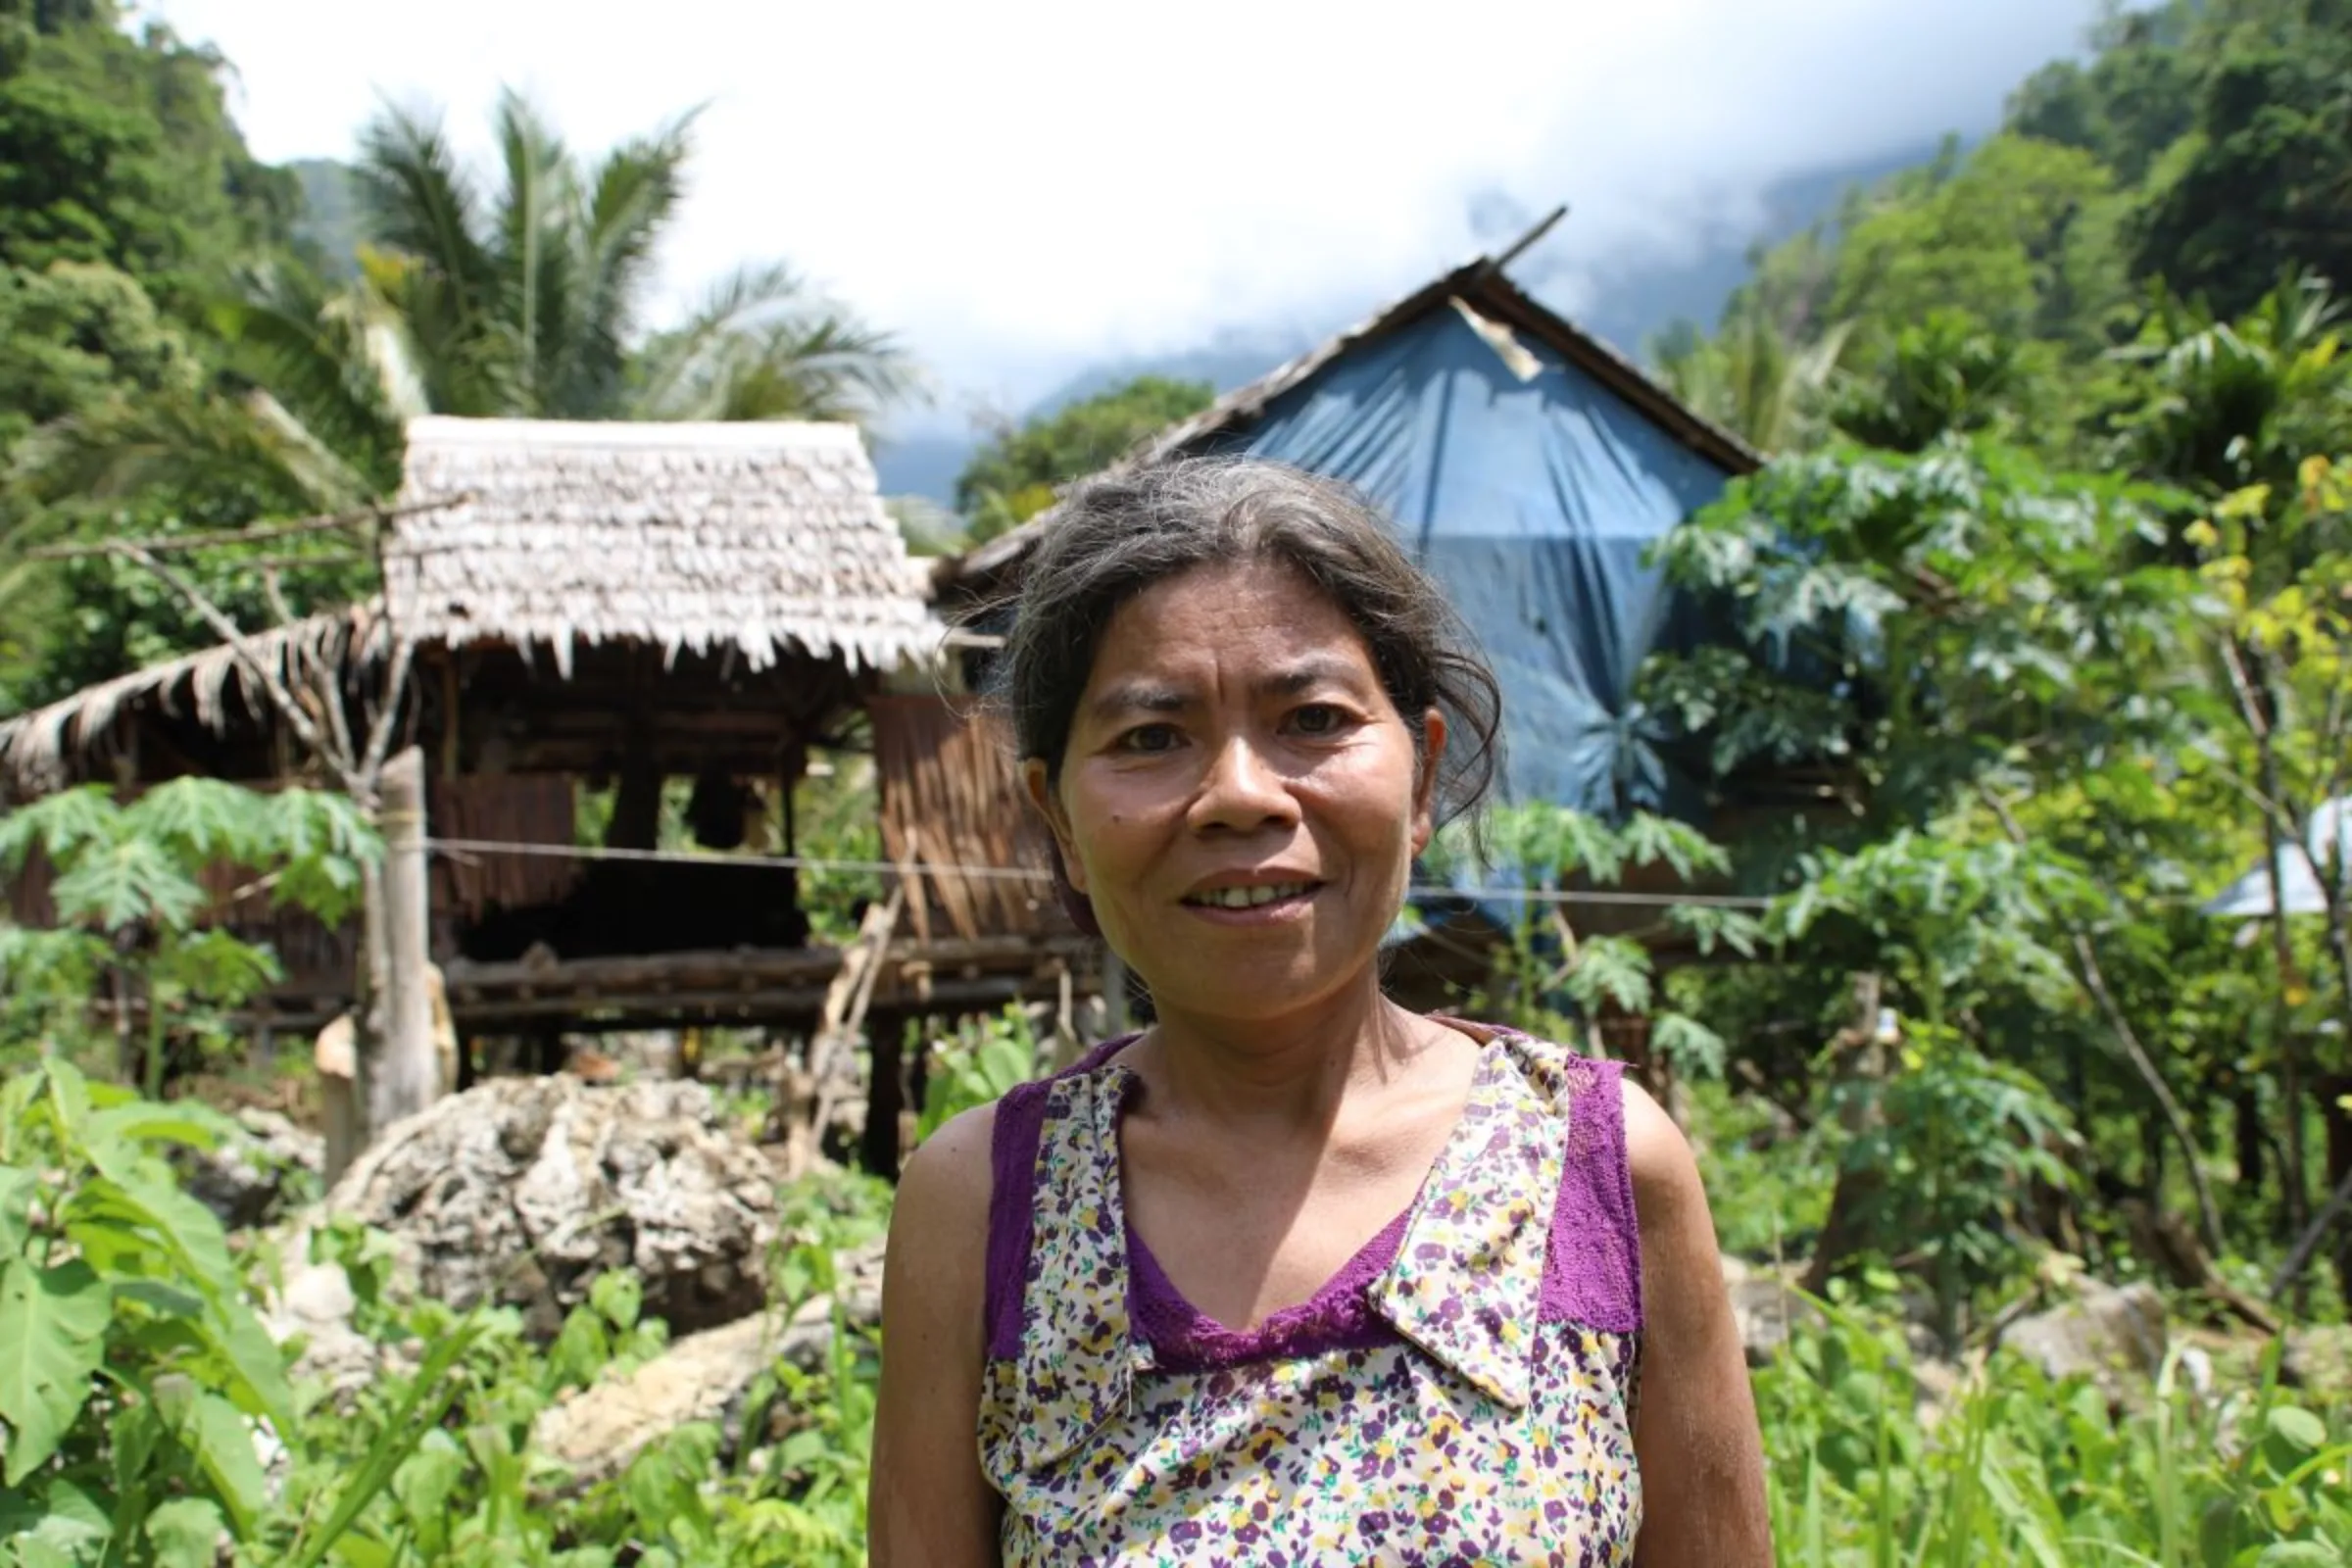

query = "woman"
[[871, 460, 1770, 1565]]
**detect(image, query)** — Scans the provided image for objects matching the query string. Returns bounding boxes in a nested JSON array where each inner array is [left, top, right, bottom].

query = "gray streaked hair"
[[991, 456, 1501, 828]]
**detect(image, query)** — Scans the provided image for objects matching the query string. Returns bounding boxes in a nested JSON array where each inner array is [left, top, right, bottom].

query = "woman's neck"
[[1135, 975, 1442, 1131]]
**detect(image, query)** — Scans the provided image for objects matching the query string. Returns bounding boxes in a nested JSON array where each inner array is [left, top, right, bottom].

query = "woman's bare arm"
[[1624, 1080, 1773, 1567], [868, 1103, 1002, 1568]]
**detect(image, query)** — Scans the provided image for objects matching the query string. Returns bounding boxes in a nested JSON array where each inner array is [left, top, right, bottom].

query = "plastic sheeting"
[[1193, 301, 1736, 817], [2202, 797, 2352, 917]]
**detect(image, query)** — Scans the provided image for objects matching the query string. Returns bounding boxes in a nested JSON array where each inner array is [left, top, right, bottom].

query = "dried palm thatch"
[[388, 416, 938, 678], [0, 604, 391, 800], [1, 417, 943, 799]]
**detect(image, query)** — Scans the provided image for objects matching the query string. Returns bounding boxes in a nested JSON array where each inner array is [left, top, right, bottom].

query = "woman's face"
[[1026, 560, 1443, 1028]]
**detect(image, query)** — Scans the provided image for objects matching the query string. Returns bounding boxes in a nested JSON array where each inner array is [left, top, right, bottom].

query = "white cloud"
[[144, 0, 2098, 416]]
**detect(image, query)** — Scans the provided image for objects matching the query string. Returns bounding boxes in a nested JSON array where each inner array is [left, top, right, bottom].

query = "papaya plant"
[[0, 778, 376, 1094]]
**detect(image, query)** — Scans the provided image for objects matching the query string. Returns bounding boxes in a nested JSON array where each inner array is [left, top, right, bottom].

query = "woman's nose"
[[1189, 735, 1298, 832]]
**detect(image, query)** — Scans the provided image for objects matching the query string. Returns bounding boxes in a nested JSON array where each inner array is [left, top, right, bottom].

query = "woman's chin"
[[1142, 957, 1373, 1028]]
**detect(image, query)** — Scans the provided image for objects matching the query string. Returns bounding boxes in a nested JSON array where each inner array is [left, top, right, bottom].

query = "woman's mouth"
[[1182, 880, 1320, 911]]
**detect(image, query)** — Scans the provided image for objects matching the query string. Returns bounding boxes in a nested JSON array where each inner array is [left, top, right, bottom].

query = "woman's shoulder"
[[892, 1100, 999, 1255]]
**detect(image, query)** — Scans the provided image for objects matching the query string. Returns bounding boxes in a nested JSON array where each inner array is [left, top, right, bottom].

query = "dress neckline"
[[1111, 1032, 1503, 1365]]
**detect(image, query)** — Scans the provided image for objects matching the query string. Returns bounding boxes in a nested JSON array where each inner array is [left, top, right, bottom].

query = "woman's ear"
[[1021, 757, 1087, 895], [1409, 709, 1447, 857]]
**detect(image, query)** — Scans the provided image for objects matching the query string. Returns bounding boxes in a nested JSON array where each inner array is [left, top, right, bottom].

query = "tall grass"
[[1758, 1299, 2351, 1565]]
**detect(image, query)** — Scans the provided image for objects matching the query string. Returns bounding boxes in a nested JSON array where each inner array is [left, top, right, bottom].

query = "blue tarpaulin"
[[1189, 299, 1740, 820]]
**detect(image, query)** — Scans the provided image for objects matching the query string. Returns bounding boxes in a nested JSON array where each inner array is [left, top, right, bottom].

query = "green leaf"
[[182, 1392, 267, 1536], [590, 1269, 642, 1333], [141, 1498, 225, 1568], [0, 787, 122, 873], [66, 1176, 295, 1437], [111, 1280, 207, 1321], [0, 1170, 35, 1257], [40, 1062, 91, 1149], [329, 1535, 397, 1568], [87, 1102, 226, 1152], [2266, 1404, 2328, 1453], [47, 837, 207, 933], [110, 1397, 163, 1504], [0, 1474, 110, 1562], [2254, 1545, 2340, 1566], [127, 778, 265, 865], [0, 1259, 112, 1485]]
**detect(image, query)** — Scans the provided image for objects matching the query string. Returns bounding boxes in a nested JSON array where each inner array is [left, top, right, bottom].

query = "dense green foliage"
[[954, 374, 1216, 542], [1654, 0, 2352, 462]]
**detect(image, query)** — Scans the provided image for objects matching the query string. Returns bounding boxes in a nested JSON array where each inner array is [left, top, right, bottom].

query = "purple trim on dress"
[[1540, 1055, 1644, 1334], [1127, 1207, 1409, 1372], [983, 1034, 1143, 1362]]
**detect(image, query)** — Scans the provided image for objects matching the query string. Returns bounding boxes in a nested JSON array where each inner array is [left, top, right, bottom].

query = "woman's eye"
[[1292, 704, 1346, 736], [1119, 723, 1180, 754]]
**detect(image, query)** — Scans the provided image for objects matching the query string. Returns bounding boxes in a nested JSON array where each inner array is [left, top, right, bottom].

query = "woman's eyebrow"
[[1259, 655, 1373, 697], [1087, 681, 1191, 722]]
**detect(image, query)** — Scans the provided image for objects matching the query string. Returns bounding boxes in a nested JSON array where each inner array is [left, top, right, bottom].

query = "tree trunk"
[[1802, 973, 1887, 1296], [2235, 1089, 2267, 1200]]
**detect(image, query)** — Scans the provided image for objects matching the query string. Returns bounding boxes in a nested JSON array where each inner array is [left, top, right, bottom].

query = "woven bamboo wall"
[[868, 695, 1065, 943]]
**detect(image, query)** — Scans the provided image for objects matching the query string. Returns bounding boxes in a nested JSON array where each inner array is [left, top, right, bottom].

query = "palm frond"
[[491, 88, 586, 416], [632, 263, 919, 426], [11, 385, 371, 518], [356, 101, 495, 317], [210, 266, 413, 493], [573, 110, 699, 412]]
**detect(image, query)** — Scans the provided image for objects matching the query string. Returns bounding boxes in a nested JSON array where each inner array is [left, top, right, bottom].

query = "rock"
[[175, 1107, 324, 1230], [2281, 1325, 2352, 1391], [325, 1076, 779, 1339], [1997, 1282, 2168, 1401], [259, 1226, 405, 1401], [533, 1240, 885, 1489], [1721, 1254, 1823, 1366]]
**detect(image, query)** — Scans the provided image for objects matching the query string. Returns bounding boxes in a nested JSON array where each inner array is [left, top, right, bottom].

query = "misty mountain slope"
[[872, 143, 1936, 502]]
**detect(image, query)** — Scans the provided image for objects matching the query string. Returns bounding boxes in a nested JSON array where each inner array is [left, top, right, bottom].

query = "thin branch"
[[106, 542, 359, 793], [1979, 782, 2229, 1258], [259, 569, 299, 631], [357, 637, 419, 790], [27, 494, 467, 562], [2218, 637, 2309, 844], [2271, 1158, 2352, 1299]]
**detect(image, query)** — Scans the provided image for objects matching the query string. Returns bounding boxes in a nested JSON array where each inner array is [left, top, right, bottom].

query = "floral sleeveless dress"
[[977, 1025, 1645, 1566]]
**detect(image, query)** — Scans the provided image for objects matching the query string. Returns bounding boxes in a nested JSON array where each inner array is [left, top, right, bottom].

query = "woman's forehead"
[[1090, 563, 1376, 678]]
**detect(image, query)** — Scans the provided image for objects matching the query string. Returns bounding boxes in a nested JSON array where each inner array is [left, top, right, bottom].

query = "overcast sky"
[[142, 1, 2101, 426]]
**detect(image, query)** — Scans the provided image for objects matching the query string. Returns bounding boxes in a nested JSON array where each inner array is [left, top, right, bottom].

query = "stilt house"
[[1, 418, 1080, 1080]]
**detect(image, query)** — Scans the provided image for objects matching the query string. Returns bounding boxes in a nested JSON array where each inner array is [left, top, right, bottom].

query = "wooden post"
[[317, 1013, 359, 1188], [367, 748, 438, 1136]]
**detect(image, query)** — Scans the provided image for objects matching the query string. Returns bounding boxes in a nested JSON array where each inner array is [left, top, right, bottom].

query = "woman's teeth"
[[1189, 882, 1313, 909]]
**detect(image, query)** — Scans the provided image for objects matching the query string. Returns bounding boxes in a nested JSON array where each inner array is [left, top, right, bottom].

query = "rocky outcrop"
[[324, 1076, 780, 1339], [176, 1107, 324, 1230], [533, 1241, 885, 1489], [1997, 1282, 2169, 1401], [1719, 1254, 1824, 1366]]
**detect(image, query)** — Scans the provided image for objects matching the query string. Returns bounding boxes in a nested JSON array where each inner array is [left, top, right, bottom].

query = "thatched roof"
[[0, 606, 391, 799], [1, 418, 942, 798], [389, 416, 937, 676], [948, 257, 1762, 588]]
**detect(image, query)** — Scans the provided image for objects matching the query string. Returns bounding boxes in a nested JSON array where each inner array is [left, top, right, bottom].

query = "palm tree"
[[345, 90, 916, 427], [1652, 300, 1851, 455]]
